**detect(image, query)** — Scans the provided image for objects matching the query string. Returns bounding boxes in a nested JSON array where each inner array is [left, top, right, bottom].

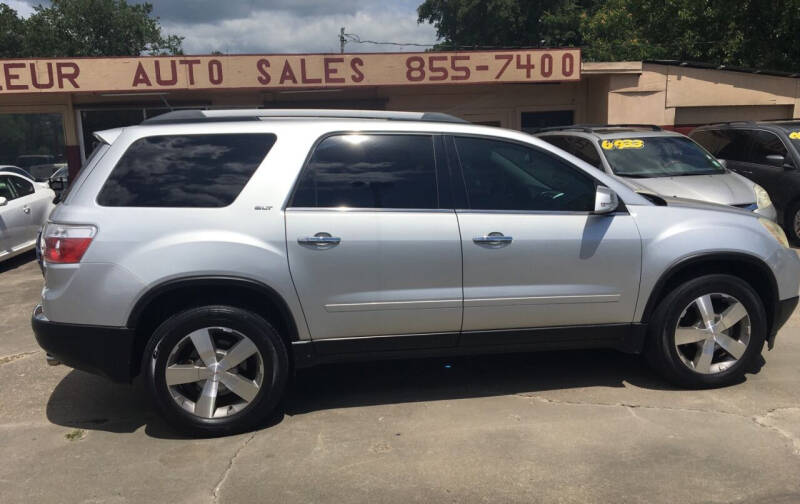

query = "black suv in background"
[[691, 121, 800, 242]]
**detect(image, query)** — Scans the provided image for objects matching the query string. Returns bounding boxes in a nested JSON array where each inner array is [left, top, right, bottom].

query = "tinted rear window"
[[97, 134, 275, 207], [291, 134, 438, 209]]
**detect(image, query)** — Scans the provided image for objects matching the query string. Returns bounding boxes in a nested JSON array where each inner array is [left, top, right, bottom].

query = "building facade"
[[1, 49, 799, 178]]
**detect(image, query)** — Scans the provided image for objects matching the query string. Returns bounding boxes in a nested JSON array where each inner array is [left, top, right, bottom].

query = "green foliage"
[[0, 4, 25, 57], [417, 0, 591, 49], [418, 0, 800, 72], [0, 0, 182, 58]]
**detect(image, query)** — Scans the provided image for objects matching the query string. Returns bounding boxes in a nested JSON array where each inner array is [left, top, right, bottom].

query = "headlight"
[[759, 218, 789, 248], [754, 184, 772, 209]]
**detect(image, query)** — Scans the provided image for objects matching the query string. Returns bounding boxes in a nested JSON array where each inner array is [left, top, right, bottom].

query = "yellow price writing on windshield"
[[601, 139, 644, 150], [789, 131, 800, 140]]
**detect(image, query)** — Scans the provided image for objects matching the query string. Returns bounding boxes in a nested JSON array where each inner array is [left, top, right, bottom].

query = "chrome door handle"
[[22, 206, 31, 214], [473, 233, 512, 245], [298, 234, 341, 246]]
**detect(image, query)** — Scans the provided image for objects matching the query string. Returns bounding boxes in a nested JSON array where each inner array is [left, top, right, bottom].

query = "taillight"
[[42, 224, 96, 264]]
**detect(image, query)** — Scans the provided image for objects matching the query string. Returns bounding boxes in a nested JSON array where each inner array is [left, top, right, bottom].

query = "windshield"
[[788, 130, 800, 151], [600, 136, 725, 178]]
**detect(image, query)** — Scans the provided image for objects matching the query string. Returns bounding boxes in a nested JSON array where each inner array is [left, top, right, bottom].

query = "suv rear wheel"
[[143, 305, 289, 436], [645, 274, 766, 388]]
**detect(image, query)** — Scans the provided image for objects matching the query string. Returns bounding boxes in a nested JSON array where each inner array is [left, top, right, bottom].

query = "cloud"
[[9, 1, 437, 54], [144, 0, 368, 23], [5, 0, 35, 16], [160, 5, 437, 54]]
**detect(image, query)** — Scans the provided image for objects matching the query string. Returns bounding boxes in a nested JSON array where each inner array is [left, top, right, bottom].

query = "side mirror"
[[49, 179, 64, 191], [0, 196, 6, 206], [765, 154, 787, 168], [716, 158, 728, 169], [593, 186, 619, 214]]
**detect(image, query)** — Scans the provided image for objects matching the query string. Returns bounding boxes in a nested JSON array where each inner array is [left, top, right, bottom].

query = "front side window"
[[97, 134, 275, 207], [7, 175, 34, 197], [692, 129, 750, 162], [454, 136, 596, 212], [600, 136, 725, 178], [748, 130, 788, 164], [291, 134, 438, 209]]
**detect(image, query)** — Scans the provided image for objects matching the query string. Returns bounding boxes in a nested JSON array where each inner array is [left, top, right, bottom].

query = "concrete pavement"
[[2, 250, 800, 503]]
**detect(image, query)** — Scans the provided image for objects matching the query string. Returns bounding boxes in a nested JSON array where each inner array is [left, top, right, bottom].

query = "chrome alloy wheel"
[[164, 327, 264, 419], [674, 293, 751, 374]]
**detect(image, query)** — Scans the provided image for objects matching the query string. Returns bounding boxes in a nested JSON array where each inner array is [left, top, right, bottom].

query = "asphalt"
[[2, 250, 800, 503]]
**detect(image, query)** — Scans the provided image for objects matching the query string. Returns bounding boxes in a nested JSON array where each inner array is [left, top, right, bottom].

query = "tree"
[[0, 4, 25, 58], [417, 0, 591, 49], [6, 0, 183, 58], [417, 0, 800, 72]]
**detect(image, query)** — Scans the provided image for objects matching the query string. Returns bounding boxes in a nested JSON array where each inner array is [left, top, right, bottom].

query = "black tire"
[[645, 274, 766, 389], [143, 305, 289, 436], [783, 200, 800, 245]]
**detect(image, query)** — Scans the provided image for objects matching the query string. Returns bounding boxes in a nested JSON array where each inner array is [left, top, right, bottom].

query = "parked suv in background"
[[535, 125, 776, 221], [690, 121, 800, 242], [32, 110, 800, 436]]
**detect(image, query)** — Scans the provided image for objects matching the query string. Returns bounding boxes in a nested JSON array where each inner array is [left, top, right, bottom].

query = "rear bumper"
[[769, 296, 798, 348], [31, 305, 135, 382]]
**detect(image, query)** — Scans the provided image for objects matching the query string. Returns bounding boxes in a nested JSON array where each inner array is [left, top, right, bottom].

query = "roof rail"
[[141, 109, 469, 125], [533, 123, 662, 133]]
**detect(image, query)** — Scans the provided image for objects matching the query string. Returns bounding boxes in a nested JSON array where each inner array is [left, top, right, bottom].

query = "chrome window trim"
[[286, 207, 454, 213], [455, 209, 629, 216]]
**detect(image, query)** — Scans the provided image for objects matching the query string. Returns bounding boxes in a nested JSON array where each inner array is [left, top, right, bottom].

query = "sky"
[[6, 0, 440, 54]]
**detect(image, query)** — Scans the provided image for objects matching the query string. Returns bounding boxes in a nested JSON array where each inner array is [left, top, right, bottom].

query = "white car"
[[0, 170, 55, 262]]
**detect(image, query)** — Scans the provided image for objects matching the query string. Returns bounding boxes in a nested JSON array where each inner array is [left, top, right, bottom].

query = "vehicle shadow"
[[0, 249, 37, 274], [45, 348, 686, 439]]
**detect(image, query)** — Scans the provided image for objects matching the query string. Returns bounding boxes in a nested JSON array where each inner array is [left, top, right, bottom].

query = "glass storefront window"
[[0, 113, 65, 181]]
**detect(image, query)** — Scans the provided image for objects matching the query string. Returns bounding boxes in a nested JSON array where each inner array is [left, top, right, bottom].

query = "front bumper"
[[768, 296, 799, 348], [31, 305, 135, 382]]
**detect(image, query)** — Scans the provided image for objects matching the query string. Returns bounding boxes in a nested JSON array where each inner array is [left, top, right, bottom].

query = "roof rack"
[[699, 118, 800, 130], [533, 123, 662, 133], [141, 109, 469, 125]]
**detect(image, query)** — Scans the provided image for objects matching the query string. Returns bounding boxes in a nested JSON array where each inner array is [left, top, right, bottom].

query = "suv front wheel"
[[645, 274, 766, 388], [143, 305, 289, 436], [784, 200, 800, 245]]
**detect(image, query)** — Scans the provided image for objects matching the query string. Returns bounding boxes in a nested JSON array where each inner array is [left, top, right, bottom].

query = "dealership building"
[[1, 48, 799, 177]]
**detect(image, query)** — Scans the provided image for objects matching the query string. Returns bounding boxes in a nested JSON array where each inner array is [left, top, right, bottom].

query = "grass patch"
[[65, 429, 85, 441]]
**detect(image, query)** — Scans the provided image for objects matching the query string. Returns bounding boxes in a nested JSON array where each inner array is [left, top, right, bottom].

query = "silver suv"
[[535, 125, 777, 221], [32, 110, 800, 436]]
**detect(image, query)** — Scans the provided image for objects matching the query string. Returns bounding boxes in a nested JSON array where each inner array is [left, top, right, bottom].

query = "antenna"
[[339, 27, 346, 54], [159, 94, 173, 111]]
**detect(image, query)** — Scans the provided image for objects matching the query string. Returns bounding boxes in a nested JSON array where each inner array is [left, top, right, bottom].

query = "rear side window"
[[97, 134, 276, 207], [545, 136, 603, 169], [8, 175, 34, 197], [291, 134, 438, 209], [0, 176, 16, 200]]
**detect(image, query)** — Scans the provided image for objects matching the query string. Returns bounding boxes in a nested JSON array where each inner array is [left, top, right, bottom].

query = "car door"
[[735, 129, 794, 210], [285, 133, 463, 341], [6, 174, 48, 243], [450, 135, 642, 334], [0, 175, 30, 256]]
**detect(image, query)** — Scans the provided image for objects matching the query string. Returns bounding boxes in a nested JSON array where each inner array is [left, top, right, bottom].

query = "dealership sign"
[[0, 49, 580, 94]]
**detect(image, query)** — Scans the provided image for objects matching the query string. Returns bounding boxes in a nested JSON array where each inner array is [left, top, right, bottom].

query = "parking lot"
[[1, 251, 799, 503]]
